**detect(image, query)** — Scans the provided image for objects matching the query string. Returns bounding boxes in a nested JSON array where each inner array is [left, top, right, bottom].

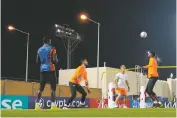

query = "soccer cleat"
[[35, 103, 41, 110], [123, 104, 127, 108], [156, 103, 164, 108], [159, 103, 164, 108], [114, 105, 119, 108], [113, 103, 119, 108], [63, 107, 69, 109], [50, 102, 60, 110], [50, 105, 59, 110], [79, 102, 87, 108], [80, 102, 85, 106], [152, 103, 157, 108]]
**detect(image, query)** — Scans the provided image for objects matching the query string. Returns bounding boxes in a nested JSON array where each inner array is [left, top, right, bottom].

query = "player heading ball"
[[137, 51, 163, 108]]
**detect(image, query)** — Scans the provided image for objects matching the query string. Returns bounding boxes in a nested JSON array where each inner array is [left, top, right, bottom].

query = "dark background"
[[2, 0, 176, 81]]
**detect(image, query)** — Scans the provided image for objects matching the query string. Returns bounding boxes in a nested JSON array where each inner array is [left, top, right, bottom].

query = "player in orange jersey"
[[63, 59, 91, 109], [137, 51, 163, 108]]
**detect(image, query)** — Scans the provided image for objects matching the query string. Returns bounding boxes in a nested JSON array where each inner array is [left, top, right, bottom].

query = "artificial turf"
[[1, 108, 176, 117]]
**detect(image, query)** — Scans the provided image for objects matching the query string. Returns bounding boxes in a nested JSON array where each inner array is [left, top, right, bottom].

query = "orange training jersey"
[[144, 57, 159, 78], [70, 66, 88, 85]]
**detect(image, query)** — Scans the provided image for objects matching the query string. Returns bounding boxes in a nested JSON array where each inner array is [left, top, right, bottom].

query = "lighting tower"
[[55, 24, 83, 69]]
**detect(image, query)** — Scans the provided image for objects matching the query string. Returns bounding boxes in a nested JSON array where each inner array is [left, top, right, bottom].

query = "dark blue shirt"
[[37, 45, 56, 72]]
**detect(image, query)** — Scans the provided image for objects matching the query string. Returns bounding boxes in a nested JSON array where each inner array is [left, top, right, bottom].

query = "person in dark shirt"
[[35, 37, 58, 110]]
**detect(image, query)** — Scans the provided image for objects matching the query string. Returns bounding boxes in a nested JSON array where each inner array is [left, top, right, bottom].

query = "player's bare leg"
[[123, 95, 127, 108], [115, 94, 121, 108]]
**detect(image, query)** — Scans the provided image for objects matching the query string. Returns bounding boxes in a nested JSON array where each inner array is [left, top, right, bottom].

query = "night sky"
[[2, 0, 176, 81]]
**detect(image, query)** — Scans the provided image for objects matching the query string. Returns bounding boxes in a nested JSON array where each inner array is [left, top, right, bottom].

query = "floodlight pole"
[[55, 24, 83, 69], [97, 23, 100, 88], [67, 39, 71, 69], [26, 33, 30, 82], [13, 28, 30, 82], [87, 18, 100, 88]]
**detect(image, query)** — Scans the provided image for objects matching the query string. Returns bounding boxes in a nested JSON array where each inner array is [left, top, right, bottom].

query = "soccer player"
[[35, 37, 58, 110], [114, 65, 130, 108], [63, 59, 91, 109], [137, 51, 162, 107]]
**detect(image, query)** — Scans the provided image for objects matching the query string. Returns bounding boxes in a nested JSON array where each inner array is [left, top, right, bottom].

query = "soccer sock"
[[36, 103, 40, 105], [36, 90, 42, 103]]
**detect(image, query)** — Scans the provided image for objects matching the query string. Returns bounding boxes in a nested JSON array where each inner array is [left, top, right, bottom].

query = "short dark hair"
[[42, 37, 51, 44], [150, 51, 156, 57], [80, 58, 87, 64]]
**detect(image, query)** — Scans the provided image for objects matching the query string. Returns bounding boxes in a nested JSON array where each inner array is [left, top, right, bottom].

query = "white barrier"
[[59, 67, 176, 100], [108, 82, 115, 108], [107, 84, 147, 108], [139, 86, 146, 108]]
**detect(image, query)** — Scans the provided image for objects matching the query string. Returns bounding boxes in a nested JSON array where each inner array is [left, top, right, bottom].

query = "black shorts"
[[39, 71, 57, 91]]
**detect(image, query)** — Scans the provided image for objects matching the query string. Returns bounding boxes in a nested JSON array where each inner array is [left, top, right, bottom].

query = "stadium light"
[[55, 24, 58, 27], [8, 25, 30, 82], [55, 24, 83, 69], [80, 14, 101, 89]]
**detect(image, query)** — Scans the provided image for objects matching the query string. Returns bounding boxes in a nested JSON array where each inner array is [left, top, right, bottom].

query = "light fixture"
[[55, 24, 58, 27], [80, 14, 87, 20], [57, 29, 61, 32], [54, 24, 83, 69], [8, 26, 15, 30]]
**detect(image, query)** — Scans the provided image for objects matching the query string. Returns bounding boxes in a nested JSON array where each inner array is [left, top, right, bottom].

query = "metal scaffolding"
[[55, 24, 83, 69]]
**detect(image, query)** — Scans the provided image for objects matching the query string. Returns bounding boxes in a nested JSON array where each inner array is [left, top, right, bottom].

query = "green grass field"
[[1, 108, 176, 117]]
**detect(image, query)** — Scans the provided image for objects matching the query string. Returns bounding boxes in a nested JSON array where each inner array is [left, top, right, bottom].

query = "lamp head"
[[80, 14, 87, 20], [8, 26, 15, 31]]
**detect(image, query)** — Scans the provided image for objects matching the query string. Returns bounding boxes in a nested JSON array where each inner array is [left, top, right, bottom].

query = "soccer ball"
[[140, 31, 147, 38]]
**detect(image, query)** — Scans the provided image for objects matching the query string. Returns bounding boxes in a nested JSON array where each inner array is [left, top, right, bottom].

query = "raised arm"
[[143, 58, 154, 69]]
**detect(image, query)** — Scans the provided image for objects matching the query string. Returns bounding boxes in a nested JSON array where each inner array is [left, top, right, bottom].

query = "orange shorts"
[[116, 88, 127, 95]]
